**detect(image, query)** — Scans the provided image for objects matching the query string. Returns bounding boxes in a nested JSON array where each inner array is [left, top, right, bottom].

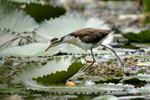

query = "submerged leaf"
[[0, 0, 38, 32], [12, 56, 84, 84]]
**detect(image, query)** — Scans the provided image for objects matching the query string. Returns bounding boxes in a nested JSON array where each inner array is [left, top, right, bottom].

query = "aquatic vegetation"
[[122, 30, 150, 42]]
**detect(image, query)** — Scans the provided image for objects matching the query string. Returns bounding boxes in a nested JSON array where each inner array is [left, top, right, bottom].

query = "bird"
[[45, 28, 124, 72]]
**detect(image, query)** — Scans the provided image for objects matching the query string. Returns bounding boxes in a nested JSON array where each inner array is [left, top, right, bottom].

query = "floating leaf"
[[0, 29, 34, 49], [23, 3, 66, 23], [34, 15, 111, 42], [12, 56, 84, 84], [0, 0, 38, 32], [69, 72, 122, 83], [118, 95, 145, 100], [7, 0, 46, 4], [123, 74, 150, 81], [21, 80, 133, 94], [122, 30, 150, 42], [0, 29, 17, 49], [92, 95, 119, 100], [128, 84, 150, 93], [0, 43, 65, 57]]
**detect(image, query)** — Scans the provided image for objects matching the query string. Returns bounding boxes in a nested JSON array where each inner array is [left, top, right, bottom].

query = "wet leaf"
[[34, 15, 111, 42], [0, 29, 33, 49], [122, 30, 150, 42], [128, 84, 150, 93], [0, 43, 65, 57], [24, 3, 66, 23], [12, 56, 84, 84], [123, 74, 150, 81], [0, 0, 38, 32], [21, 80, 133, 94], [92, 95, 119, 100]]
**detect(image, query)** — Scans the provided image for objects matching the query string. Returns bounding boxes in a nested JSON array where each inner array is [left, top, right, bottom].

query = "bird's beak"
[[45, 45, 51, 52]]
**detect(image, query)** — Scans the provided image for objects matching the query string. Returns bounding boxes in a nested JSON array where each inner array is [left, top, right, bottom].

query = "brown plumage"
[[69, 28, 112, 44]]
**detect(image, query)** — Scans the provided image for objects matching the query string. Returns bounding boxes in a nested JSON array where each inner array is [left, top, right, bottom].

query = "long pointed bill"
[[45, 45, 51, 52]]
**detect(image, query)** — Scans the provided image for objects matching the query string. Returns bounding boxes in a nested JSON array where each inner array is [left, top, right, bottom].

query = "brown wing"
[[70, 28, 112, 43]]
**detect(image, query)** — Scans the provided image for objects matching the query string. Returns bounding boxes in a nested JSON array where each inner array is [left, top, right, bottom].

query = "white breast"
[[62, 36, 93, 51]]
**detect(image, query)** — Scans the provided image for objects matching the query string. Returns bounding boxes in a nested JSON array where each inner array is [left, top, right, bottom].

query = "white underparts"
[[61, 35, 96, 51]]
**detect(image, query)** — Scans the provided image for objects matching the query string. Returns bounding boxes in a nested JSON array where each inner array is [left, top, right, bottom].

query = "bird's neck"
[[60, 35, 75, 44], [60, 35, 93, 51]]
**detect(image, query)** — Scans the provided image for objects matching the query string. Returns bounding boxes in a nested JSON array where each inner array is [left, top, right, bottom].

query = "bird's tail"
[[102, 31, 114, 45]]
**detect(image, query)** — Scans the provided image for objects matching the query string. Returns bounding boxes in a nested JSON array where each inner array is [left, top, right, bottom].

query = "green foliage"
[[0, 0, 38, 33], [0, 29, 33, 49], [21, 80, 133, 94], [12, 56, 84, 84], [138, 70, 147, 74], [92, 95, 119, 100], [35, 61, 83, 84], [23, 3, 66, 23], [122, 30, 150, 42], [34, 15, 110, 42], [142, 0, 150, 13]]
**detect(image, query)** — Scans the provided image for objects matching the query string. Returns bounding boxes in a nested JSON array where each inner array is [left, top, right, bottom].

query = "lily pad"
[[34, 15, 111, 42], [92, 95, 119, 100], [21, 80, 133, 94], [0, 43, 65, 57], [123, 74, 150, 81], [12, 56, 84, 84], [122, 30, 150, 43], [0, 0, 38, 32], [24, 3, 66, 23], [0, 29, 34, 49]]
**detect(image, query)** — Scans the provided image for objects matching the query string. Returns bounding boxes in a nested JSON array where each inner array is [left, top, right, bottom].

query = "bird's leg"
[[101, 44, 125, 70], [82, 49, 95, 72]]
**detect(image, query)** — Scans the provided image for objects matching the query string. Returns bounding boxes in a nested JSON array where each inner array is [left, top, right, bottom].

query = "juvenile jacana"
[[45, 28, 124, 72]]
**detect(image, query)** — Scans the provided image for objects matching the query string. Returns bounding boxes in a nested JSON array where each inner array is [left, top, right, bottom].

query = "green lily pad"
[[24, 3, 66, 23], [0, 0, 38, 32], [12, 56, 84, 84], [123, 74, 150, 81], [122, 30, 150, 43], [92, 95, 119, 100], [34, 15, 111, 42], [21, 80, 133, 94], [128, 84, 150, 93], [0, 43, 65, 57]]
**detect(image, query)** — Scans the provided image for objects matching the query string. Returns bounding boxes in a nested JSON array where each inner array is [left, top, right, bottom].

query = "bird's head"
[[45, 38, 60, 52]]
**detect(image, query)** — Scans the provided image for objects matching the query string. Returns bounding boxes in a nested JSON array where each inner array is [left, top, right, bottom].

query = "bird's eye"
[[50, 38, 59, 42]]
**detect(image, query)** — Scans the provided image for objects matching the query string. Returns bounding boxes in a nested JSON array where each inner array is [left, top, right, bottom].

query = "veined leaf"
[[23, 3, 66, 23], [21, 80, 133, 94], [127, 84, 150, 93], [123, 74, 150, 81], [122, 30, 150, 42], [0, 29, 33, 49], [0, 29, 17, 49], [0, 0, 38, 32], [0, 43, 65, 57], [92, 95, 119, 100], [34, 15, 111, 42], [7, 0, 46, 4], [12, 56, 84, 84]]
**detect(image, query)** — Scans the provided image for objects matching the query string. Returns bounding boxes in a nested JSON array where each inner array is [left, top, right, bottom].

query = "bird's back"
[[70, 28, 112, 44]]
